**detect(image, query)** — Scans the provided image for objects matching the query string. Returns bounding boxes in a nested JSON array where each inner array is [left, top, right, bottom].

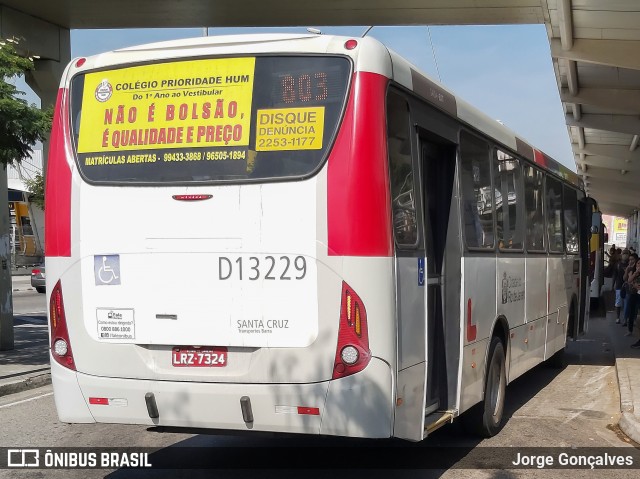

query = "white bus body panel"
[[525, 257, 547, 322], [393, 255, 428, 441], [77, 34, 393, 88], [50, 355, 95, 424], [77, 180, 319, 349], [546, 257, 568, 359], [459, 256, 496, 414]]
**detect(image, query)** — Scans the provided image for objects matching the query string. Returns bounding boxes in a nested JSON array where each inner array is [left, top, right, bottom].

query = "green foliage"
[[0, 38, 52, 166], [24, 172, 45, 210]]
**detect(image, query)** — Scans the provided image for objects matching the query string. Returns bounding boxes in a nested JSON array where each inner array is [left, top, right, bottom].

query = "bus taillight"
[[50, 280, 76, 371], [332, 282, 371, 379]]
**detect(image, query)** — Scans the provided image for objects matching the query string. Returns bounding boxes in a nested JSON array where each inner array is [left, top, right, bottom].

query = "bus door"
[[578, 197, 597, 334], [388, 91, 428, 441], [388, 88, 458, 440]]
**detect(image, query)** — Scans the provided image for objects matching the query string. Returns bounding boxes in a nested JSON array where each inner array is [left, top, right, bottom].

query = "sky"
[[21, 24, 576, 170]]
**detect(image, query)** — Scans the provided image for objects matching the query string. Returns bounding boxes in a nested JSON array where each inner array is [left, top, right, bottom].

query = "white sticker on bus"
[[96, 309, 135, 340]]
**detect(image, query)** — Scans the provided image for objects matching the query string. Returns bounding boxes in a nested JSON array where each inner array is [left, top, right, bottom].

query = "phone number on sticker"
[[219, 255, 307, 281], [257, 137, 316, 148]]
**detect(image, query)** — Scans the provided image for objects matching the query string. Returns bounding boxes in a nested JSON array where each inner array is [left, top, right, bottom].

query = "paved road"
[[12, 288, 47, 319]]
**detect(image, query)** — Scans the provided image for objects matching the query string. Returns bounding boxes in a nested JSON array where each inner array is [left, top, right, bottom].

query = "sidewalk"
[[0, 315, 50, 397], [1, 273, 50, 396], [602, 307, 640, 444]]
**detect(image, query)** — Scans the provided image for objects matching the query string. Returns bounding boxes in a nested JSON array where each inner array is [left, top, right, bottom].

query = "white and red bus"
[[46, 34, 594, 440]]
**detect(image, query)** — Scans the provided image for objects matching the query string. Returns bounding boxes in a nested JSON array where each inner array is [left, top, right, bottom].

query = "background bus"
[[46, 34, 593, 441]]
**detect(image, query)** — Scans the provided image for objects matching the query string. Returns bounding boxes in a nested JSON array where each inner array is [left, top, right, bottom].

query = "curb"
[[614, 356, 640, 444], [616, 357, 634, 413], [0, 372, 51, 398], [619, 413, 640, 445]]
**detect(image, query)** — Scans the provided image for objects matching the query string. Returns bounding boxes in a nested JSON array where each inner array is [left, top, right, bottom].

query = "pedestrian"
[[622, 253, 638, 327], [605, 245, 619, 278], [624, 259, 640, 337], [614, 249, 630, 323]]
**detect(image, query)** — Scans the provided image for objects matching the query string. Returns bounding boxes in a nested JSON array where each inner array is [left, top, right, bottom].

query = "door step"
[[424, 410, 455, 436]]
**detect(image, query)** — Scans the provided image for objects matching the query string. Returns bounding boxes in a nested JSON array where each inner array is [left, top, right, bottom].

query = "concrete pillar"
[[0, 165, 14, 350], [26, 28, 71, 171], [0, 21, 70, 350]]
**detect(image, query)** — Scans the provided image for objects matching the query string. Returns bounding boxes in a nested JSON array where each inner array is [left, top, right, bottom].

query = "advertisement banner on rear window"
[[71, 56, 351, 183], [77, 57, 255, 164]]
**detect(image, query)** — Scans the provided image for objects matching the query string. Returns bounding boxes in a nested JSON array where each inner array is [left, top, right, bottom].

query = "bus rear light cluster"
[[50, 280, 76, 371], [332, 282, 370, 379]]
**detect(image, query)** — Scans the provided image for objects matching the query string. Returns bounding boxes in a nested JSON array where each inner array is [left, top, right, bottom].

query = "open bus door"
[[577, 197, 597, 336]]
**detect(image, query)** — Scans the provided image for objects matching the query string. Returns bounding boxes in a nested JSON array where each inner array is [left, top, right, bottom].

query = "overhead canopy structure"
[[547, 0, 640, 217], [0, 0, 639, 215]]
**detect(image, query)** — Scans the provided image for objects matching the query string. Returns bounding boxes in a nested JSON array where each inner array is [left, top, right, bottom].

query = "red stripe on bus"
[[327, 72, 393, 257], [45, 89, 72, 257], [533, 149, 547, 167]]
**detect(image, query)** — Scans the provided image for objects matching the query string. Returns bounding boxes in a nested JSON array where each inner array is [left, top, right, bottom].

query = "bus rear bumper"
[[53, 357, 393, 438], [50, 354, 96, 423]]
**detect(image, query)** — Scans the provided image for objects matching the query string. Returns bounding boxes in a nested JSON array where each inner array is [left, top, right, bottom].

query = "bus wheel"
[[463, 336, 507, 437]]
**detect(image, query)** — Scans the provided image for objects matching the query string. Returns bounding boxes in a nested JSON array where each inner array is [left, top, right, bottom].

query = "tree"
[[0, 38, 52, 166], [24, 172, 45, 210]]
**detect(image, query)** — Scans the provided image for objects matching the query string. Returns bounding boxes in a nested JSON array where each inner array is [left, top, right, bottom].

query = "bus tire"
[[463, 336, 507, 437]]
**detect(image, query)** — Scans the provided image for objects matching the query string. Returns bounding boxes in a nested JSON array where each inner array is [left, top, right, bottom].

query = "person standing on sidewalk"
[[630, 254, 640, 349], [622, 253, 638, 327], [614, 249, 630, 323], [625, 259, 640, 337]]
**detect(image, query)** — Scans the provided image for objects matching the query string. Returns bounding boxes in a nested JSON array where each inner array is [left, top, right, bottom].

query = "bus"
[[46, 34, 594, 441]]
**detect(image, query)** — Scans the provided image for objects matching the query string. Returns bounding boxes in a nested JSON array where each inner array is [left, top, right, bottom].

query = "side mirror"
[[604, 233, 609, 243]]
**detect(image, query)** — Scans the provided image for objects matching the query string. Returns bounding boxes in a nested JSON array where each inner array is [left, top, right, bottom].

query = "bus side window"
[[545, 176, 564, 253], [387, 91, 417, 247], [460, 131, 494, 249], [494, 149, 523, 250], [524, 166, 545, 251], [563, 186, 579, 254]]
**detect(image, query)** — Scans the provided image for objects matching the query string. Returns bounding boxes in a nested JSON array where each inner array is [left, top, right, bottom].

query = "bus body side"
[[388, 52, 586, 426]]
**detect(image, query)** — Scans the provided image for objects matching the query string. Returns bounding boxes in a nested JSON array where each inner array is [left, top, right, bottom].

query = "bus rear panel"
[[47, 36, 397, 438]]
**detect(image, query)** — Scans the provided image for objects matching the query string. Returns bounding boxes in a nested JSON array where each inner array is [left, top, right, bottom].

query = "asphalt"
[[1, 276, 640, 445]]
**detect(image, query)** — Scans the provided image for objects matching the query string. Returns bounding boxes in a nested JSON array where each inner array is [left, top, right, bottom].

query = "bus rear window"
[[70, 56, 351, 184]]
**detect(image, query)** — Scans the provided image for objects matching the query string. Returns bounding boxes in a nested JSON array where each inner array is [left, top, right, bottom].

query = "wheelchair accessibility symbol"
[[94, 255, 121, 286]]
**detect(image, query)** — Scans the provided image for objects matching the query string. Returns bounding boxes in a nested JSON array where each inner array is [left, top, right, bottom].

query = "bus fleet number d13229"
[[218, 255, 307, 281]]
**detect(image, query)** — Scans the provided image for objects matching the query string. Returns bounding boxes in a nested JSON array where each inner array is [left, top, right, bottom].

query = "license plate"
[[171, 347, 228, 367]]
